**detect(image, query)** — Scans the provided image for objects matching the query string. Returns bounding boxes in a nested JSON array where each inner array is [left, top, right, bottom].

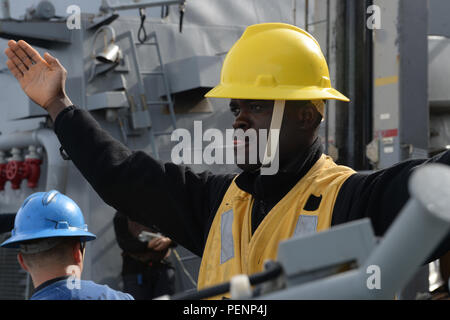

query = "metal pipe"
[[346, 0, 356, 167], [363, 0, 373, 170], [0, 132, 36, 150], [259, 164, 450, 299], [172, 261, 283, 300], [103, 0, 182, 11], [0, 129, 68, 192], [32, 129, 68, 192]]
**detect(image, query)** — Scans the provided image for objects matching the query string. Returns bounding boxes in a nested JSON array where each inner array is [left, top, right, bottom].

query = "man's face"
[[229, 99, 317, 172], [229, 99, 274, 172]]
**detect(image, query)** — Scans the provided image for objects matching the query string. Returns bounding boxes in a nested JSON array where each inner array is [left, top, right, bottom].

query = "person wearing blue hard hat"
[[1, 190, 134, 300]]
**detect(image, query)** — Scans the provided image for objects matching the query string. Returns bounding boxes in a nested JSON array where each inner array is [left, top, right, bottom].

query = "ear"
[[17, 253, 29, 272], [72, 242, 83, 264], [296, 104, 316, 130]]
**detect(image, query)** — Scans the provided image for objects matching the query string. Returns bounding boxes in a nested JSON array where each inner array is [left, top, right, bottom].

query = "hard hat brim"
[[205, 84, 350, 102], [0, 229, 96, 249]]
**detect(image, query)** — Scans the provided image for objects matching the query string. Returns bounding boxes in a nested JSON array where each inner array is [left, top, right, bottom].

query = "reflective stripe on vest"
[[293, 214, 318, 237], [220, 210, 234, 264], [220, 213, 317, 263]]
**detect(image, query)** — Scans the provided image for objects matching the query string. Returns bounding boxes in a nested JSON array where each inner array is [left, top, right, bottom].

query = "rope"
[[172, 248, 197, 287], [138, 8, 148, 44], [179, 1, 185, 33]]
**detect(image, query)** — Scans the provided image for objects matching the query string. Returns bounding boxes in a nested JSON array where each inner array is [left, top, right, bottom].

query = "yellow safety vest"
[[197, 154, 355, 297]]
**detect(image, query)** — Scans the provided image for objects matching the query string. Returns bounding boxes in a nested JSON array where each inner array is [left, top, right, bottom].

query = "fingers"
[[43, 52, 58, 66], [5, 59, 23, 80], [4, 47, 28, 74], [43, 52, 65, 71], [152, 238, 170, 251], [152, 242, 164, 251], [147, 237, 159, 248], [147, 237, 169, 250], [7, 40, 35, 69], [4, 40, 47, 76], [16, 40, 45, 65]]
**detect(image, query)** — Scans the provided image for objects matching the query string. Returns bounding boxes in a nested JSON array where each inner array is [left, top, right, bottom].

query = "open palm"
[[4, 40, 68, 110]]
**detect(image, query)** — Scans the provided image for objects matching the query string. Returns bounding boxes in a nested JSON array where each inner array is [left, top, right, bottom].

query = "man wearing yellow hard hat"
[[4, 23, 450, 298]]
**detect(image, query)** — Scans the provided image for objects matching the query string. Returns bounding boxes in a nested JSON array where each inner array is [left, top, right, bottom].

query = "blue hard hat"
[[0, 190, 96, 248]]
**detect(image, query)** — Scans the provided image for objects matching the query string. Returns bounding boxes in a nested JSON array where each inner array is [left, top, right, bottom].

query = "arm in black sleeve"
[[113, 211, 149, 253], [54, 107, 234, 256], [332, 151, 450, 263], [0, 213, 15, 234]]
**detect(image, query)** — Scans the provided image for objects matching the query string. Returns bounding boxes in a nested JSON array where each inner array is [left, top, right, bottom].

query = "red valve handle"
[[3, 158, 42, 190], [6, 161, 24, 190]]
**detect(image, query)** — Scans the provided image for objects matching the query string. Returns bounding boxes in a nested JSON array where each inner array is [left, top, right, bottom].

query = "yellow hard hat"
[[205, 23, 349, 105]]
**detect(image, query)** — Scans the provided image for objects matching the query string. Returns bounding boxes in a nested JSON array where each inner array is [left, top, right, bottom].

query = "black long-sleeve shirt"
[[54, 106, 450, 261]]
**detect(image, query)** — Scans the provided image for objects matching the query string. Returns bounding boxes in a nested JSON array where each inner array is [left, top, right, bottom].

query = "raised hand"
[[4, 40, 73, 120]]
